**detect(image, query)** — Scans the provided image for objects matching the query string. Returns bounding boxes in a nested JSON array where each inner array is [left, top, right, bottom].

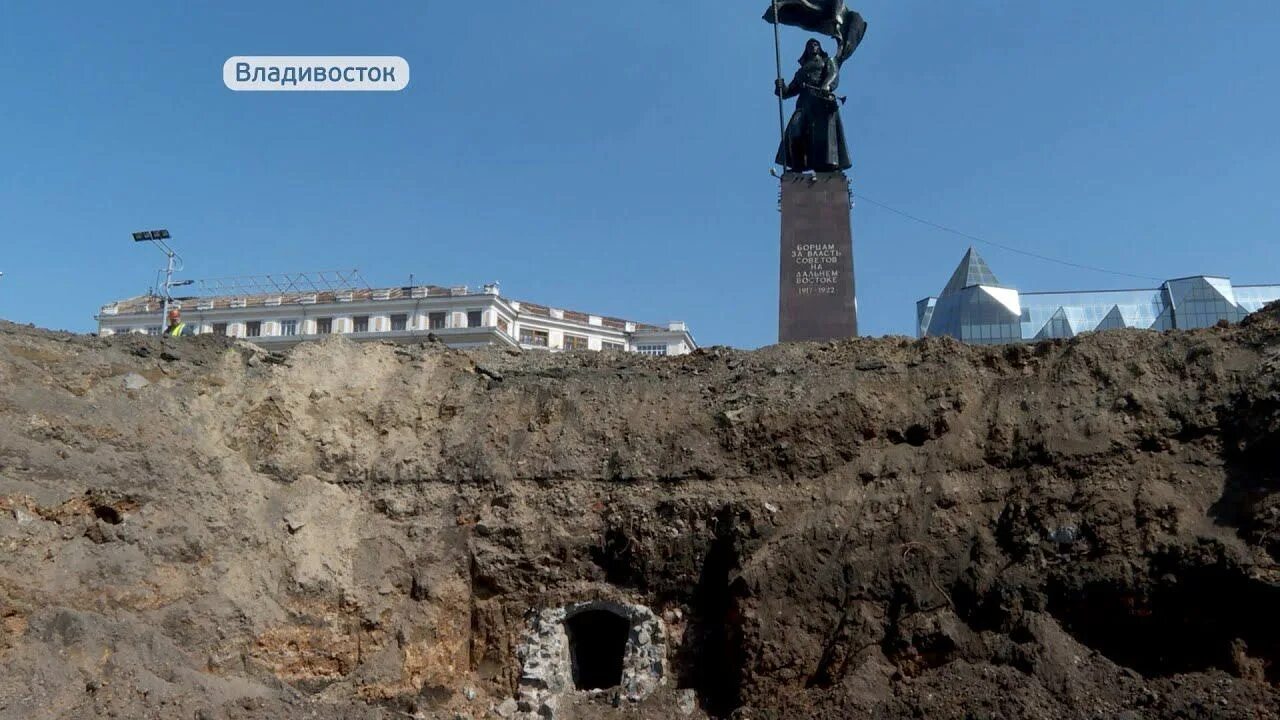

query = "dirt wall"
[[1, 310, 1278, 719]]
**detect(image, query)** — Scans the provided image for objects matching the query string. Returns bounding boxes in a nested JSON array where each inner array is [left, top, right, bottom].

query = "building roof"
[[505, 299, 659, 331], [100, 287, 670, 333], [104, 286, 453, 315], [941, 247, 1003, 296], [919, 247, 1280, 343]]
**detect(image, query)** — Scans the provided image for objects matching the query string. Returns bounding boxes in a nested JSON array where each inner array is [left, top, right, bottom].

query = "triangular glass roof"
[[979, 286, 1021, 316], [1035, 307, 1075, 339], [941, 247, 1002, 296], [1205, 277, 1237, 305], [1096, 305, 1127, 330]]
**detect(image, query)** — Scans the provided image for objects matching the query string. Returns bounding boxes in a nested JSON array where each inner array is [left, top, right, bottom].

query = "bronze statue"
[[764, 2, 868, 173], [774, 39, 850, 173]]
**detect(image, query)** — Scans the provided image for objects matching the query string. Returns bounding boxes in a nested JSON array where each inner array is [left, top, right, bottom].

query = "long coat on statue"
[[775, 42, 852, 173]]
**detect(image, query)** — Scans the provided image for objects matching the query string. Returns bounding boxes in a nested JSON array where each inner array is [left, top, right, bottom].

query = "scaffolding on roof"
[[191, 270, 370, 298]]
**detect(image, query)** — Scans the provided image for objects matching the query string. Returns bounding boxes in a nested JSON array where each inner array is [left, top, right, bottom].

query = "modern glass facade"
[[917, 248, 1280, 344]]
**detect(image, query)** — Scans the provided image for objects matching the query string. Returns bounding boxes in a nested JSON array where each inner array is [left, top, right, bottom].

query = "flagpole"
[[771, 0, 787, 170]]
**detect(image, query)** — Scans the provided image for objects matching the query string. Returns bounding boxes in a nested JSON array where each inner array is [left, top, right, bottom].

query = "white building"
[[96, 283, 696, 356]]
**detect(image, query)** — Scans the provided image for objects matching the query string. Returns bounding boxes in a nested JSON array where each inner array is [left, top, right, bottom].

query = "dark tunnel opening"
[[1048, 560, 1280, 683], [566, 608, 631, 691], [691, 512, 748, 717]]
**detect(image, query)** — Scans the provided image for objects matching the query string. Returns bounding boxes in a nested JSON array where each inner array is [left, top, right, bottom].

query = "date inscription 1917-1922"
[[792, 243, 843, 296]]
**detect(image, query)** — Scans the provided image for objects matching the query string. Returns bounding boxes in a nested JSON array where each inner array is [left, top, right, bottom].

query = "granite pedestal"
[[778, 172, 858, 342]]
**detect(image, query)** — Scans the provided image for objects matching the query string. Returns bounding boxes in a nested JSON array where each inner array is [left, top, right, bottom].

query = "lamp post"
[[131, 229, 185, 328]]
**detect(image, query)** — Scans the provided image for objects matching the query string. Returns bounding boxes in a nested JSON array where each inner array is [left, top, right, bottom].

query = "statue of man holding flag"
[[764, 1, 868, 173]]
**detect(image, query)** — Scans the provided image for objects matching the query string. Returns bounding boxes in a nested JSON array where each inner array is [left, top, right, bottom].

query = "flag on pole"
[[763, 0, 868, 65]]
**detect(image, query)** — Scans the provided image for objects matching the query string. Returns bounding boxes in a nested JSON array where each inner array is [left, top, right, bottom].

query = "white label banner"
[[223, 56, 410, 92]]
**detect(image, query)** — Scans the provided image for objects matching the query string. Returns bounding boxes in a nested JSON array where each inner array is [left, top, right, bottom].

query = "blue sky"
[[1, 1, 1278, 347]]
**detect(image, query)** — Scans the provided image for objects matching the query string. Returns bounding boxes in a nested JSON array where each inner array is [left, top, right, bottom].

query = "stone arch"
[[516, 600, 668, 714], [565, 605, 631, 690]]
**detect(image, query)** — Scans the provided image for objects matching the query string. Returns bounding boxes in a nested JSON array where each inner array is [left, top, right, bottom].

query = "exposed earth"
[[1, 308, 1278, 719]]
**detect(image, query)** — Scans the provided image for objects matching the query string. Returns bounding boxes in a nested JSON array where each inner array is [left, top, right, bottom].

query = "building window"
[[498, 318, 510, 334], [354, 315, 370, 333], [390, 314, 408, 332], [602, 341, 625, 352], [246, 321, 262, 338], [636, 344, 668, 356], [467, 310, 484, 328], [564, 334, 588, 351], [212, 323, 228, 337], [429, 312, 447, 330], [520, 328, 549, 347], [316, 317, 333, 334], [280, 320, 298, 336]]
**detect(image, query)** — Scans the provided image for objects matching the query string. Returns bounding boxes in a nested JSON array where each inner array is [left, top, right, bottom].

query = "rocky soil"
[[0, 308, 1278, 719]]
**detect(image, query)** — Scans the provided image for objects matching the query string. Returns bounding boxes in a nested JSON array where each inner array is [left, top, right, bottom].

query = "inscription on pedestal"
[[779, 172, 858, 342]]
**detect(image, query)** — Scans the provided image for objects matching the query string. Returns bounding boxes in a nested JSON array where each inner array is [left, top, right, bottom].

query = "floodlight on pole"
[[131, 229, 183, 327], [133, 229, 171, 242]]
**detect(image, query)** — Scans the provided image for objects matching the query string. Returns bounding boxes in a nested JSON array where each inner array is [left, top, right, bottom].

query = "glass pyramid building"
[[916, 248, 1280, 344]]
